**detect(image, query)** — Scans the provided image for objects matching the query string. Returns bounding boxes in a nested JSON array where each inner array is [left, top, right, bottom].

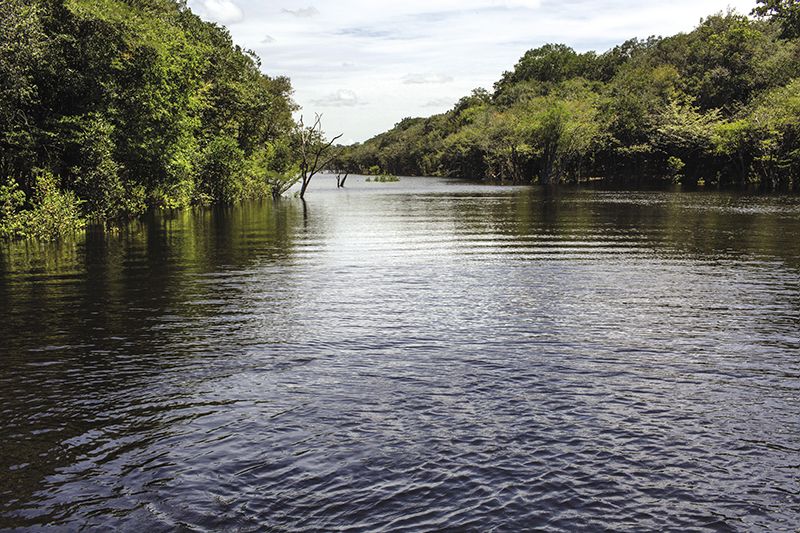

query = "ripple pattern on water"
[[1, 177, 800, 531]]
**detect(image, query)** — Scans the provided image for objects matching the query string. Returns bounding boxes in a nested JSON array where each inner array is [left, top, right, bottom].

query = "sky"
[[187, 0, 757, 143]]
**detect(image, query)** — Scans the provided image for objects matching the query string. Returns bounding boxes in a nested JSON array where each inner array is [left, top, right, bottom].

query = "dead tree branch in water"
[[298, 114, 343, 199]]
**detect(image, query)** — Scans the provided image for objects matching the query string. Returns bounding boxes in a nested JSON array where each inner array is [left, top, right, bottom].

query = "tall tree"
[[753, 0, 800, 38], [1, 0, 301, 240]]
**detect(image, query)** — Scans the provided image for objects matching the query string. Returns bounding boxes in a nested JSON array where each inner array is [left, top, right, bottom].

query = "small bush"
[[368, 174, 400, 183], [0, 173, 85, 241], [197, 136, 246, 203], [0, 178, 28, 240]]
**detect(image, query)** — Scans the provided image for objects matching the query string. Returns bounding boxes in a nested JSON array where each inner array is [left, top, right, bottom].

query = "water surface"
[[1, 176, 799, 531]]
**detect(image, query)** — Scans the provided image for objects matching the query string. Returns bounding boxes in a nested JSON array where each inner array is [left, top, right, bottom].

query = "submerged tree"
[[296, 114, 343, 199]]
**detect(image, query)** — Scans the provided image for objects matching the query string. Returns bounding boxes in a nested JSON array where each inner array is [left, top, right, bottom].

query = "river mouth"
[[2, 176, 799, 531]]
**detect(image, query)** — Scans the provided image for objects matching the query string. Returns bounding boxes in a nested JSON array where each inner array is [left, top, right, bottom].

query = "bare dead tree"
[[336, 172, 349, 188], [298, 114, 343, 199]]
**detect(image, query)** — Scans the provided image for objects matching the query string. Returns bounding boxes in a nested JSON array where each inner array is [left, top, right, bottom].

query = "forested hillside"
[[338, 3, 800, 189], [1, 0, 297, 239]]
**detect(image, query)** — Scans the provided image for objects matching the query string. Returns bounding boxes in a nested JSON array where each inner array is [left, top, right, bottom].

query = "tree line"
[[336, 2, 800, 190], [1, 0, 305, 240], [3, 0, 799, 240]]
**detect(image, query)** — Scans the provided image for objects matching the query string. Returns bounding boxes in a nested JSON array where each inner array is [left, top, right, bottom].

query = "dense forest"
[[0, 0, 298, 240], [3, 1, 800, 241], [337, 2, 800, 190]]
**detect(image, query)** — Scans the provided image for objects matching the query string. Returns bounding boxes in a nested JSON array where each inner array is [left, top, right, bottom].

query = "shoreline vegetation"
[[336, 3, 800, 192], [1, 0, 300, 241], [362, 164, 400, 183], [2, 1, 800, 241], [365, 175, 400, 183]]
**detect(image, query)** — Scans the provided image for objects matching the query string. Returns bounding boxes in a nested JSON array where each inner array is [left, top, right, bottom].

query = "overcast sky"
[[188, 0, 756, 143]]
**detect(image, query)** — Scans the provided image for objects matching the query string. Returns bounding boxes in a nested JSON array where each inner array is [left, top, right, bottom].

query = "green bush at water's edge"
[[365, 174, 400, 183], [1, 173, 85, 241]]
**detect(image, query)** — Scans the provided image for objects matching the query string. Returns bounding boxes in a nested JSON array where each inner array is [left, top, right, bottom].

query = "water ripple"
[[1, 178, 800, 531]]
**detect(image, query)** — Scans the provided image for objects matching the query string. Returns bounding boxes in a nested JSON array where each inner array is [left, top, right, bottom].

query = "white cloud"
[[423, 97, 458, 108], [494, 0, 542, 7], [282, 7, 320, 18], [402, 73, 454, 84], [188, 0, 243, 24], [311, 89, 364, 107], [193, 0, 758, 141]]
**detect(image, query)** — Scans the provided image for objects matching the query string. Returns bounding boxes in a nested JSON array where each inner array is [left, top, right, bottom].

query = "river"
[[1, 176, 799, 531]]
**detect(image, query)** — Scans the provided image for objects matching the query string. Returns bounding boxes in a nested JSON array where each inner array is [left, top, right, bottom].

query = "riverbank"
[[336, 12, 800, 190]]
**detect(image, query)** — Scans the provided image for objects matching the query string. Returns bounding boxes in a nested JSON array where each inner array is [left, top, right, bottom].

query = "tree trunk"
[[299, 174, 310, 199]]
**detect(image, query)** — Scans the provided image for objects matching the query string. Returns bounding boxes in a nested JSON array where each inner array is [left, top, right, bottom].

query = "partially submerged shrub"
[[0, 178, 28, 240], [369, 174, 400, 183], [197, 137, 246, 203], [0, 172, 85, 241]]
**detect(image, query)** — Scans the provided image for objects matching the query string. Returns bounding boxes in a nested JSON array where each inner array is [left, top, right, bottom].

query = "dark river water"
[[1, 176, 799, 531]]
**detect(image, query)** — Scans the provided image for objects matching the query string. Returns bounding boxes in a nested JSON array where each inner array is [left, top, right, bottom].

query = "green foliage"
[[0, 173, 85, 241], [0, 0, 298, 240], [493, 44, 597, 99], [753, 0, 800, 38], [341, 9, 800, 189], [0, 178, 29, 240], [0, 0, 47, 174], [254, 140, 301, 198], [740, 78, 800, 186], [368, 174, 400, 183], [25, 172, 86, 241], [197, 136, 245, 203], [680, 13, 776, 111], [654, 99, 722, 182]]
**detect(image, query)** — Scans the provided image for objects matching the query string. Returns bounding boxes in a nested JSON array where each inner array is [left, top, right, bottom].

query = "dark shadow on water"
[[1, 179, 800, 530]]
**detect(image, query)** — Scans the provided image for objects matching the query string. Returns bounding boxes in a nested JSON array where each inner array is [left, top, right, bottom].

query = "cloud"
[[282, 7, 320, 18], [189, 0, 243, 23], [497, 0, 542, 8], [402, 73, 454, 84], [311, 90, 364, 107], [219, 0, 758, 141], [337, 28, 396, 39], [423, 97, 457, 107]]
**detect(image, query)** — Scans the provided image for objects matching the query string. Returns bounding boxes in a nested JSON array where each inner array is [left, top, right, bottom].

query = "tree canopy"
[[339, 9, 800, 190], [1, 0, 299, 239], [753, 0, 800, 37]]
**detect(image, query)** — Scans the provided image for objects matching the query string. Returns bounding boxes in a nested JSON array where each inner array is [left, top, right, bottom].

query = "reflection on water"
[[1, 176, 799, 531]]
